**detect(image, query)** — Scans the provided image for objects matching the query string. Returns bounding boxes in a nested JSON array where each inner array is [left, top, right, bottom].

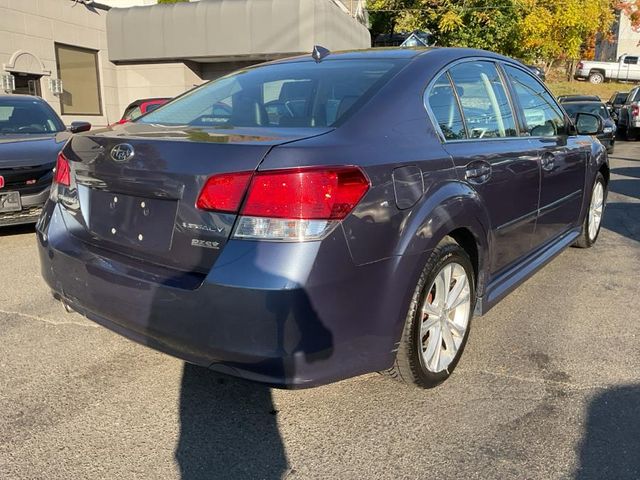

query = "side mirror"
[[69, 121, 91, 133], [575, 112, 602, 135]]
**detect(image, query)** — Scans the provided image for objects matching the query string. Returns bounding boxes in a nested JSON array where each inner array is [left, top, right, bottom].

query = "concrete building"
[[0, 0, 370, 127], [596, 9, 640, 61]]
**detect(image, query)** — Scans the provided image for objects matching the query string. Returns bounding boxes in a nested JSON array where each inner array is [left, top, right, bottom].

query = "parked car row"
[[0, 95, 172, 227]]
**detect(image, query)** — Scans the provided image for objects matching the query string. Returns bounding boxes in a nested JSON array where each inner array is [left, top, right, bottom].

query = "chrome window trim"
[[423, 56, 574, 143], [501, 62, 572, 138]]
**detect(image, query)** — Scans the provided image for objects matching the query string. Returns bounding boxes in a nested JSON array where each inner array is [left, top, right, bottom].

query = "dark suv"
[[37, 48, 608, 389]]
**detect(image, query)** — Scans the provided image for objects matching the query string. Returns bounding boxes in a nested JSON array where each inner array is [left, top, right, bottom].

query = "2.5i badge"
[[191, 239, 220, 250]]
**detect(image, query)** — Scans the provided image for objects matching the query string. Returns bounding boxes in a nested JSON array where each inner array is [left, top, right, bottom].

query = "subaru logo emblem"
[[110, 143, 134, 162]]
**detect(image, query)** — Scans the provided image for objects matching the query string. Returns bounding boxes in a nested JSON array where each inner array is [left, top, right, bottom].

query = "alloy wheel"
[[419, 262, 471, 373], [588, 180, 604, 241]]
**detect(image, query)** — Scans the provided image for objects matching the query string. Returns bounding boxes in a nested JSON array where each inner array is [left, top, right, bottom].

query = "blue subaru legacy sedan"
[[37, 48, 608, 389]]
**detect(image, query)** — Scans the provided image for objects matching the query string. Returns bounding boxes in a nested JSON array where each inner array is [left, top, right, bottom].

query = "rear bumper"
[[37, 202, 420, 388], [0, 187, 49, 226]]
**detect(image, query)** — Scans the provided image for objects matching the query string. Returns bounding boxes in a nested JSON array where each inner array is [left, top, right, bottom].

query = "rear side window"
[[140, 60, 404, 129], [427, 73, 466, 140], [123, 105, 142, 121], [448, 61, 518, 139], [504, 65, 566, 137], [623, 56, 638, 65]]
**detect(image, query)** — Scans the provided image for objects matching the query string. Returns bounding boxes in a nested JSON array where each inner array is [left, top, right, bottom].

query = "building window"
[[55, 44, 102, 116]]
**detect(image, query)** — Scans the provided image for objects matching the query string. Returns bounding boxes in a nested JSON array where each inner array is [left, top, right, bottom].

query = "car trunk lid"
[[61, 123, 332, 273]]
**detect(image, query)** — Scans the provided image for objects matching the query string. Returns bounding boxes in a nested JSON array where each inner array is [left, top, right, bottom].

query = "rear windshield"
[[0, 98, 65, 134], [139, 60, 404, 129], [562, 102, 609, 119]]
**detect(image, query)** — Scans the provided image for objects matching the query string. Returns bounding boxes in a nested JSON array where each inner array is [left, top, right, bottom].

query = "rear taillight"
[[243, 167, 369, 220], [632, 104, 639, 117], [53, 152, 71, 186], [577, 62, 584, 70], [196, 172, 252, 212], [196, 166, 370, 241]]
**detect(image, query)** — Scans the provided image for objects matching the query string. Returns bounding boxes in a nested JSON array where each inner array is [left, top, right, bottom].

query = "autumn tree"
[[520, 0, 614, 66], [394, 0, 523, 56], [368, 0, 419, 40], [367, 0, 618, 68]]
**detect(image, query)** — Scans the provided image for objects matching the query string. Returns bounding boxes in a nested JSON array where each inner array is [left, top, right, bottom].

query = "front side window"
[[141, 60, 404, 129], [504, 65, 566, 137], [123, 106, 142, 121], [55, 44, 102, 116], [448, 61, 518, 139], [427, 73, 466, 140]]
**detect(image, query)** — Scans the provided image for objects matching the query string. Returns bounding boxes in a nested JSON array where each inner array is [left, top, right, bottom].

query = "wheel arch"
[[395, 181, 491, 297]]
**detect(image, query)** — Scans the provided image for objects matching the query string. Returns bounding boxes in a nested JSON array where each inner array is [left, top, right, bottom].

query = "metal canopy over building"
[[107, 0, 371, 64]]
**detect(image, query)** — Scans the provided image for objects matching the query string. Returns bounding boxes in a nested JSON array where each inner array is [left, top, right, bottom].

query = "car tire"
[[575, 172, 607, 248], [588, 71, 604, 84], [386, 236, 476, 388]]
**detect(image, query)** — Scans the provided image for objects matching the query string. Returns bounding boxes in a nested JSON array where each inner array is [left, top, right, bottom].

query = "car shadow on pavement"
[[575, 385, 640, 480], [0, 223, 35, 237], [175, 364, 289, 480], [611, 167, 640, 179], [602, 202, 640, 242], [609, 179, 639, 201]]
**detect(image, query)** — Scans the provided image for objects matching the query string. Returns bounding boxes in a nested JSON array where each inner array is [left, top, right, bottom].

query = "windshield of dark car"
[[614, 93, 628, 104], [140, 60, 404, 128], [0, 98, 66, 134], [561, 102, 609, 119]]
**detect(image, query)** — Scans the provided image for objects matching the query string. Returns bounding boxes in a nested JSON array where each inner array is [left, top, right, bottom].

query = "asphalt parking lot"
[[1, 140, 639, 480]]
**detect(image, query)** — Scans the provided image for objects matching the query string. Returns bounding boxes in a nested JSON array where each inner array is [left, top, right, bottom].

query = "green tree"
[[367, 0, 418, 40], [368, 0, 524, 57]]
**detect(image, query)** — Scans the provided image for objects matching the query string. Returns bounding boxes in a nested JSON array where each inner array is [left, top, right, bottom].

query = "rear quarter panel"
[[259, 51, 493, 289]]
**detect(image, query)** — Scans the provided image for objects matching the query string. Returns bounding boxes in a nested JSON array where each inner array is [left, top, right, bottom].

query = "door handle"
[[465, 162, 492, 184], [540, 152, 555, 171]]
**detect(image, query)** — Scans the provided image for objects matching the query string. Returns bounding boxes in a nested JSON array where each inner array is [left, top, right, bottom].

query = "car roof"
[[0, 94, 48, 103], [561, 100, 604, 106], [126, 97, 170, 108], [260, 46, 514, 68], [558, 95, 601, 101]]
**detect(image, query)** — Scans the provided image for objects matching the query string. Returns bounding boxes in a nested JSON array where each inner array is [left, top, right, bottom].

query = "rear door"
[[428, 60, 541, 275], [502, 64, 587, 247]]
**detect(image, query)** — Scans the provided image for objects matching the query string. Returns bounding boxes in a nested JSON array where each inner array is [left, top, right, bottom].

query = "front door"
[[503, 65, 587, 247], [13, 73, 42, 96], [431, 61, 541, 275]]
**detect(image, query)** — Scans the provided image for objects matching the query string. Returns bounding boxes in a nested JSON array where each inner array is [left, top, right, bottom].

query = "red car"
[[114, 98, 170, 125]]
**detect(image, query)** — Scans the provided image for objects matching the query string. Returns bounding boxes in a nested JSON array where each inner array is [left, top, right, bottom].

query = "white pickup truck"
[[574, 54, 640, 84]]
